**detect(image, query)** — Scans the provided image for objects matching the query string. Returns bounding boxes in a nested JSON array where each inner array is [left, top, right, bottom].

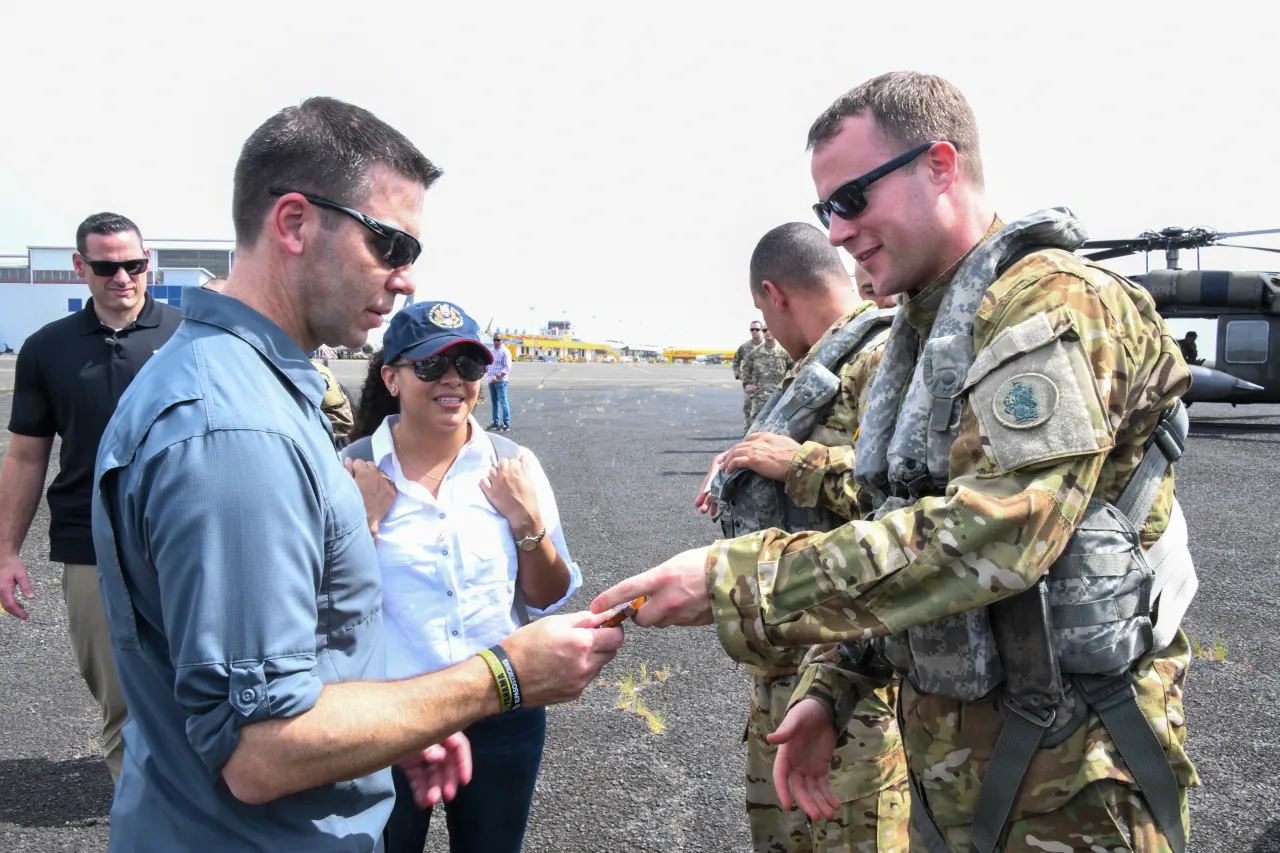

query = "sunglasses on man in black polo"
[[80, 257, 149, 277], [812, 141, 946, 228], [393, 353, 489, 383], [269, 188, 423, 269]]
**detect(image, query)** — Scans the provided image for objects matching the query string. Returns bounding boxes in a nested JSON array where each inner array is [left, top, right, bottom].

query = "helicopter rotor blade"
[[1084, 247, 1140, 261], [1215, 228, 1280, 240], [1080, 239, 1142, 249], [1211, 243, 1280, 255]]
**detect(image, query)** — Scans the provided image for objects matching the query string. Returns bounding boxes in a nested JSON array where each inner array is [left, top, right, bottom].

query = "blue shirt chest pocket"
[[319, 464, 383, 650], [92, 473, 143, 652]]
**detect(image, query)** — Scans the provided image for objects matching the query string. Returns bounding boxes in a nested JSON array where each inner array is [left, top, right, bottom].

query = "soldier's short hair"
[[76, 212, 142, 256], [750, 222, 848, 295], [807, 71, 984, 188], [232, 96, 443, 248]]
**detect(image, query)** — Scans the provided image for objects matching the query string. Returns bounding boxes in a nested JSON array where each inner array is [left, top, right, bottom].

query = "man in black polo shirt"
[[0, 212, 180, 784]]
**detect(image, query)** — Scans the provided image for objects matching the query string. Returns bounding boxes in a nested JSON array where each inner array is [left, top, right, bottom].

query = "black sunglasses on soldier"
[[81, 257, 148, 277], [269, 188, 423, 268], [395, 353, 488, 383], [812, 141, 944, 228]]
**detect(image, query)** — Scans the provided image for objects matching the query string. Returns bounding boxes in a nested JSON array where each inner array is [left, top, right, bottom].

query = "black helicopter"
[[1081, 226, 1280, 405]]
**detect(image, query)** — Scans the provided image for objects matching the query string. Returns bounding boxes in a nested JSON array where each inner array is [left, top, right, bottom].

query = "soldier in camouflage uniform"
[[741, 330, 794, 430], [597, 71, 1197, 853], [699, 222, 904, 853], [311, 359, 355, 449], [735, 322, 765, 433]]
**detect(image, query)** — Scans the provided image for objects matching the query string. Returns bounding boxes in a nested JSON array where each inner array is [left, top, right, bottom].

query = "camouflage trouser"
[[930, 778, 1189, 853], [747, 673, 910, 853], [745, 390, 772, 433], [743, 389, 755, 433]]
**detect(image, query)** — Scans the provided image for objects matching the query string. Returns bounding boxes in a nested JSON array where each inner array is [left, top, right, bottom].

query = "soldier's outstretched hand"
[[591, 546, 714, 628], [768, 698, 840, 822]]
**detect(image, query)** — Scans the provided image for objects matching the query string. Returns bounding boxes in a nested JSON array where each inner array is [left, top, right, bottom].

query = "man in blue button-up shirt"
[[92, 97, 623, 852]]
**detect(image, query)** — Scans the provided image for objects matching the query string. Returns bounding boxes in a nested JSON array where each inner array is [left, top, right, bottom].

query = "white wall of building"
[[0, 282, 92, 349], [28, 248, 75, 271]]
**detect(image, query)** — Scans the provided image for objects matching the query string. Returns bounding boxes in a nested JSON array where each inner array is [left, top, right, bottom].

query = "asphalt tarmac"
[[1, 356, 1277, 851]]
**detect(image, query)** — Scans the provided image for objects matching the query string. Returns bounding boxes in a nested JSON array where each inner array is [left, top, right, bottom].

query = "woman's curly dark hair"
[[350, 350, 400, 442]]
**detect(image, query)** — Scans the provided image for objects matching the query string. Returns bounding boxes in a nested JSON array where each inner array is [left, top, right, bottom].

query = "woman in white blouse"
[[347, 300, 581, 853]]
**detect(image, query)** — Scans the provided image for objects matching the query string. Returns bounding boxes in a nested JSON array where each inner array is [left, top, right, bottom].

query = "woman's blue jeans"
[[383, 705, 546, 853]]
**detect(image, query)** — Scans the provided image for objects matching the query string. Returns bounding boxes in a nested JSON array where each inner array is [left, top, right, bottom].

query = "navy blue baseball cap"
[[381, 301, 493, 365]]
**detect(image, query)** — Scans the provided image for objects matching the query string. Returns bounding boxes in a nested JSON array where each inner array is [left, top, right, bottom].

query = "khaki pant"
[[63, 563, 128, 784]]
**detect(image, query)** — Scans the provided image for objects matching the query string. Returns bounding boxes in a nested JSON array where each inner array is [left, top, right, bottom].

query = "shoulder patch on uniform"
[[994, 373, 1057, 429]]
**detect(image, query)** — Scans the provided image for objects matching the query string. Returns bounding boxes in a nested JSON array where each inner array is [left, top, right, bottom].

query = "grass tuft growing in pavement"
[[1192, 635, 1229, 662], [615, 662, 669, 734]]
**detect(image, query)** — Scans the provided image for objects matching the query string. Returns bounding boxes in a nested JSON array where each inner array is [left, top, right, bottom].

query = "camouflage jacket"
[[707, 240, 1199, 827], [312, 361, 354, 444], [742, 343, 793, 397], [733, 339, 757, 381], [783, 314, 892, 518], [742, 301, 892, 677]]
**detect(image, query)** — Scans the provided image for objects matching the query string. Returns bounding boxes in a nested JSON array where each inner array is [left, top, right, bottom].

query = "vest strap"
[[1076, 674, 1188, 853], [969, 698, 1056, 853]]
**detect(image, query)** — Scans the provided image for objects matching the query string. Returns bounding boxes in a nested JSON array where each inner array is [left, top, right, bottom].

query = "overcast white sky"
[[2, 1, 1275, 349]]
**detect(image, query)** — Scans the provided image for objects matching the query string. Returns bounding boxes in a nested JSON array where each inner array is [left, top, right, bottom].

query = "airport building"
[[487, 319, 623, 363], [0, 240, 232, 350]]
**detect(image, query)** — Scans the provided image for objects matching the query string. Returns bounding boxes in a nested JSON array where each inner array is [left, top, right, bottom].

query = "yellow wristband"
[[478, 648, 515, 713]]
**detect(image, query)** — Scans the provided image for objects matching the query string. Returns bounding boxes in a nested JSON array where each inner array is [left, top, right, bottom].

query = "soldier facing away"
[[596, 71, 1198, 853], [699, 221, 903, 853]]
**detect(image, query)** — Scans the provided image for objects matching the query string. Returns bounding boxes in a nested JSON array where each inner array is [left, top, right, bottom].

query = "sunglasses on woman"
[[269, 188, 423, 268], [812, 141, 944, 228], [394, 353, 489, 383], [81, 257, 149, 277]]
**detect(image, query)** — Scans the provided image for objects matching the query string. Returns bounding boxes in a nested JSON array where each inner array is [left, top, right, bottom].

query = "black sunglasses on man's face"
[[812, 141, 945, 228], [269, 188, 423, 268], [81, 257, 148, 277]]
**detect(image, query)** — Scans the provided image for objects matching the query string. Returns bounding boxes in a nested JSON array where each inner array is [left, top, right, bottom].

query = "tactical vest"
[[713, 308, 894, 540], [849, 210, 1195, 853]]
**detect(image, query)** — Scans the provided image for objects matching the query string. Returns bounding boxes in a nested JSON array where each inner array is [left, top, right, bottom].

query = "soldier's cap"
[[381, 301, 493, 365]]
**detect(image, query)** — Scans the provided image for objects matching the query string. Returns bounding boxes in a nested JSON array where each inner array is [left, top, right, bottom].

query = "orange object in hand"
[[600, 596, 647, 627]]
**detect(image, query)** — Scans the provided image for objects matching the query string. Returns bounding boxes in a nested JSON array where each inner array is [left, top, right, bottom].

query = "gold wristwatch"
[[515, 525, 547, 552]]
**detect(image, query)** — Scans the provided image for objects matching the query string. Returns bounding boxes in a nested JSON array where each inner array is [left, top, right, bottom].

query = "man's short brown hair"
[[232, 96, 442, 248], [806, 71, 983, 187]]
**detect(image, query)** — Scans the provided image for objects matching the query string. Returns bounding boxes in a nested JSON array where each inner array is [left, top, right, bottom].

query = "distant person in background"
[[0, 212, 181, 785], [854, 263, 897, 310], [733, 321, 765, 432], [346, 300, 581, 853], [487, 332, 512, 431], [310, 355, 355, 449], [741, 327, 793, 429], [1179, 331, 1204, 365]]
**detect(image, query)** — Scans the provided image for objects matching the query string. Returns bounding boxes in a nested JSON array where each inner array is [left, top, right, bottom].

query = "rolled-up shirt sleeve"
[[137, 430, 328, 772], [520, 449, 581, 616]]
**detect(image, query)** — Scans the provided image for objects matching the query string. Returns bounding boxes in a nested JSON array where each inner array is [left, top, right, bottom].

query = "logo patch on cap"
[[428, 303, 464, 329], [995, 373, 1057, 430]]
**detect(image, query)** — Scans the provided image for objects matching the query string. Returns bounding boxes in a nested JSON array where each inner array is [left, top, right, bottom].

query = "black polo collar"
[[76, 292, 165, 336]]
